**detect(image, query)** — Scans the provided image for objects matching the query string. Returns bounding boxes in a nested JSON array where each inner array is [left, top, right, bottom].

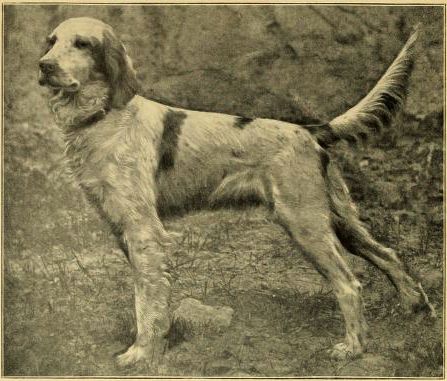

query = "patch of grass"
[[4, 179, 443, 376]]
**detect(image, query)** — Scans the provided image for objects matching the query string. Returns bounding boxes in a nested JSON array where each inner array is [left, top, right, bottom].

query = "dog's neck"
[[48, 81, 111, 129]]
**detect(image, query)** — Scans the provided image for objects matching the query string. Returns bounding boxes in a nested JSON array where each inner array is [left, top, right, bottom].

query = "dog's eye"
[[75, 39, 90, 49], [46, 36, 56, 46], [44, 36, 56, 52], [42, 36, 56, 55]]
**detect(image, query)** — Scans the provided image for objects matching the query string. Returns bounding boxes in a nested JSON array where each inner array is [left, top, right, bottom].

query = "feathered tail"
[[312, 26, 420, 147]]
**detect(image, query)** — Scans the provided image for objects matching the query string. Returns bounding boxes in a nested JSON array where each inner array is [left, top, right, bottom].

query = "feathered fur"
[[103, 29, 140, 108], [316, 26, 420, 146], [49, 81, 109, 127]]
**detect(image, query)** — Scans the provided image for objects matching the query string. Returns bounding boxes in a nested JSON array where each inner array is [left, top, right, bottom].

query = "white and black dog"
[[39, 17, 434, 366]]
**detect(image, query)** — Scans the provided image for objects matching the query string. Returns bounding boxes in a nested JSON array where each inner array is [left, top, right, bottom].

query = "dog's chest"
[[63, 113, 160, 220], [65, 128, 111, 193]]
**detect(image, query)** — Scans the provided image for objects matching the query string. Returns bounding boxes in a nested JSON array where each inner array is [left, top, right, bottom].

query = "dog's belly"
[[156, 165, 269, 215]]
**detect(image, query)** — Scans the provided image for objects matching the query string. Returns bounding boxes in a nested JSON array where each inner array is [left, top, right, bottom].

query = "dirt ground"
[[3, 5, 444, 377]]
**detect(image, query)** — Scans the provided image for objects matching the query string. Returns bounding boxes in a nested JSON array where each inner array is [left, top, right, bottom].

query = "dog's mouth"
[[39, 73, 80, 93]]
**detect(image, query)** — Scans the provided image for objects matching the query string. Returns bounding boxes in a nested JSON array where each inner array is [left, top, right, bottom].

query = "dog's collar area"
[[73, 109, 108, 129]]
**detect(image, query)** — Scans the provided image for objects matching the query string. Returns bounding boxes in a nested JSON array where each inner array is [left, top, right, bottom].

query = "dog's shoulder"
[[129, 95, 168, 122]]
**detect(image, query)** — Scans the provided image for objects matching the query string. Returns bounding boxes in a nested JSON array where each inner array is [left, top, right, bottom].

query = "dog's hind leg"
[[269, 145, 367, 360], [333, 215, 435, 316], [327, 165, 436, 316]]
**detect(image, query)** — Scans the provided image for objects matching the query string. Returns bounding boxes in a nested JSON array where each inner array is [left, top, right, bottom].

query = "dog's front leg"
[[116, 223, 171, 368]]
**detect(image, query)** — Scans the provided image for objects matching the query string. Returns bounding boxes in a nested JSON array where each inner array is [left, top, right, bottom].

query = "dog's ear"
[[103, 29, 140, 108]]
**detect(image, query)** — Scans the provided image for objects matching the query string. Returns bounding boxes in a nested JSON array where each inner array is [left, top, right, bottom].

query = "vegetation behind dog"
[[3, 5, 444, 377]]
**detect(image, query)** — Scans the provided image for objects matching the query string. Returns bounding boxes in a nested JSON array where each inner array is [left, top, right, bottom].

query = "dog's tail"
[[308, 26, 420, 148]]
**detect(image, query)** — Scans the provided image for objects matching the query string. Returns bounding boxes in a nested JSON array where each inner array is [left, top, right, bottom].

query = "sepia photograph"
[[2, 3, 445, 377]]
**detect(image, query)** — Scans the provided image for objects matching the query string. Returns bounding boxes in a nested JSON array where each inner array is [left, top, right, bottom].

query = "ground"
[[3, 5, 444, 377]]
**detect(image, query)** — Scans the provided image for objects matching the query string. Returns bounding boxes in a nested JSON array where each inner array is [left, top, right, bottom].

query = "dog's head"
[[39, 17, 139, 108]]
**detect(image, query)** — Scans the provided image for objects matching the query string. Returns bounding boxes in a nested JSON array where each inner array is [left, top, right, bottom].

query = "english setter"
[[39, 17, 434, 366]]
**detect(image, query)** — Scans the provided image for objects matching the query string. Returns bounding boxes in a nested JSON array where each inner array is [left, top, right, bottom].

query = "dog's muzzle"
[[38, 62, 80, 92]]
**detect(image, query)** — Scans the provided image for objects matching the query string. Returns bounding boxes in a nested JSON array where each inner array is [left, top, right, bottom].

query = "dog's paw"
[[116, 338, 165, 368], [415, 283, 437, 318], [399, 283, 436, 318], [329, 342, 362, 361], [116, 344, 149, 368]]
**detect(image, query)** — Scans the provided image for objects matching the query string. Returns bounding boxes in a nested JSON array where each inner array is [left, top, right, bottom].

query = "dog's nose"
[[39, 60, 57, 74]]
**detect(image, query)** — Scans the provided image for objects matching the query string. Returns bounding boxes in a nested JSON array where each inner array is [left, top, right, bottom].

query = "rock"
[[172, 298, 234, 340]]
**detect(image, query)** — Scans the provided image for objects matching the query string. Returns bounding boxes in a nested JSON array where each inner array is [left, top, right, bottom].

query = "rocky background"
[[3, 5, 444, 377]]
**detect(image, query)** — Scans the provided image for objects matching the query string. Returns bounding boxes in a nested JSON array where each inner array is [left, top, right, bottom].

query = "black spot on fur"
[[158, 109, 187, 171], [302, 123, 338, 148], [234, 116, 254, 129]]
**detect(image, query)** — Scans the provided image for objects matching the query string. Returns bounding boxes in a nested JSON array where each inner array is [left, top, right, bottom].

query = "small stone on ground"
[[172, 298, 234, 340]]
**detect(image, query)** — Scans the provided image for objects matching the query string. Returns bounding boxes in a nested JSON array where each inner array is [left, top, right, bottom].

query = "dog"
[[39, 17, 435, 366]]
